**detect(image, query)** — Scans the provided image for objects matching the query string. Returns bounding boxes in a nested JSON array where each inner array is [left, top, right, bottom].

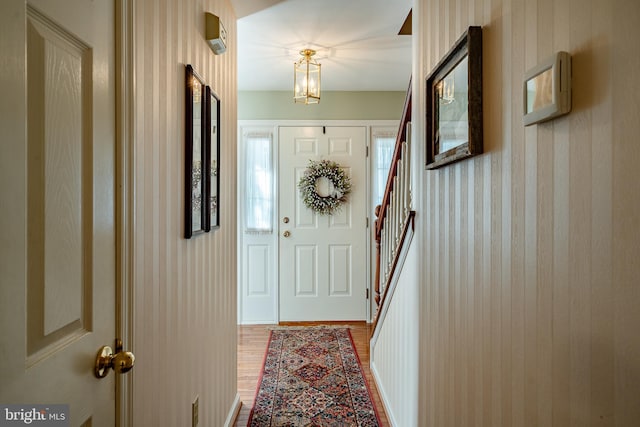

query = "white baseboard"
[[370, 361, 397, 427], [224, 393, 242, 427]]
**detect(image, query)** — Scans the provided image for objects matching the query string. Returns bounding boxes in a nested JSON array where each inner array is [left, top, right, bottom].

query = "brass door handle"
[[283, 230, 291, 238], [95, 340, 135, 378]]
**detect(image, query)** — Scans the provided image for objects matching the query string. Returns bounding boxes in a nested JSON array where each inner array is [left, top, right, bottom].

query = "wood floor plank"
[[234, 322, 390, 426]]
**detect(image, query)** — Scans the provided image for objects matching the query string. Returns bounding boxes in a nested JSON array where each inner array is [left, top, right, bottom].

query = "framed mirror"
[[425, 26, 483, 169], [185, 64, 207, 238], [205, 86, 220, 231]]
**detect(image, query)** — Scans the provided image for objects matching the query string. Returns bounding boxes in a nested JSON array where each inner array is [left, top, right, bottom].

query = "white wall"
[[413, 0, 640, 425], [132, 0, 239, 424]]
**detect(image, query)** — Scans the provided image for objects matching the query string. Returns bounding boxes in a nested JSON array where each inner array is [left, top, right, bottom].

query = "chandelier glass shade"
[[294, 49, 321, 104]]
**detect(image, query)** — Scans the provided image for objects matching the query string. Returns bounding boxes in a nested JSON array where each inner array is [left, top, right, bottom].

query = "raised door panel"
[[0, 2, 117, 425], [294, 245, 318, 296], [26, 11, 93, 364], [247, 245, 271, 296], [329, 245, 352, 296]]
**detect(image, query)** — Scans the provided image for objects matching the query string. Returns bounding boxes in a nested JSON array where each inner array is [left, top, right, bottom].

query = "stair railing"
[[372, 81, 415, 329]]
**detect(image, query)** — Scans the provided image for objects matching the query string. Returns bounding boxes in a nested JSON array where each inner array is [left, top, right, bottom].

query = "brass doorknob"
[[95, 342, 135, 378], [283, 230, 291, 238]]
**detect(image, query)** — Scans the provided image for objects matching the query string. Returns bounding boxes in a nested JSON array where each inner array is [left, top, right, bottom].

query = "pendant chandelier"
[[294, 49, 321, 104]]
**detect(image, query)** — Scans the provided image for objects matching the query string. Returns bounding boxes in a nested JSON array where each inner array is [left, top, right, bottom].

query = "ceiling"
[[232, 0, 412, 92]]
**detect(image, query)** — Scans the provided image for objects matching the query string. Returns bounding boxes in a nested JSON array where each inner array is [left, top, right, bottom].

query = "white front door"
[[278, 126, 368, 321], [0, 0, 119, 425]]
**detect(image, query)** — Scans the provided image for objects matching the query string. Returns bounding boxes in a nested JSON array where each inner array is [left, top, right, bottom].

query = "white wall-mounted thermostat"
[[205, 13, 227, 55], [523, 51, 571, 126]]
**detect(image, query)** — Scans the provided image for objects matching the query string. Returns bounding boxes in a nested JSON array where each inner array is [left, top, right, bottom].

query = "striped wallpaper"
[[132, 0, 238, 424], [374, 0, 640, 425]]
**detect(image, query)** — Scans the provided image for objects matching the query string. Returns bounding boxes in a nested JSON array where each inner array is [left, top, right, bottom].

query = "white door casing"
[[0, 0, 118, 425], [278, 126, 368, 321]]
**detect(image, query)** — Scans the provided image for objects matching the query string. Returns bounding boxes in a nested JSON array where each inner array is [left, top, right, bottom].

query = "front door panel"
[[279, 126, 367, 321]]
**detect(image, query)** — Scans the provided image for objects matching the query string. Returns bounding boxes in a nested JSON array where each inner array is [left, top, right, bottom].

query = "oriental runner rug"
[[248, 327, 381, 427]]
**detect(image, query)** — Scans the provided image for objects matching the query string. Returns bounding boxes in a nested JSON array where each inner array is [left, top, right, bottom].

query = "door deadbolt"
[[283, 217, 290, 223]]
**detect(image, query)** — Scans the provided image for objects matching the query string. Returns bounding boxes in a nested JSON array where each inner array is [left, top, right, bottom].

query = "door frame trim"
[[115, 0, 134, 425]]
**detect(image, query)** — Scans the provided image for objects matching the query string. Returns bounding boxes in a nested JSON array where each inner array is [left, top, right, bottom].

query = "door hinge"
[[366, 146, 369, 157], [366, 217, 369, 228], [366, 289, 370, 299]]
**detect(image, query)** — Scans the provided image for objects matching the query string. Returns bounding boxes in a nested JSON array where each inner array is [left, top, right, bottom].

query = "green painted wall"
[[238, 91, 407, 120]]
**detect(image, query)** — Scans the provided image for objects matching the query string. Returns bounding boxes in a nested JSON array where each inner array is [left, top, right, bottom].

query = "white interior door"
[[279, 126, 368, 321], [0, 1, 120, 425]]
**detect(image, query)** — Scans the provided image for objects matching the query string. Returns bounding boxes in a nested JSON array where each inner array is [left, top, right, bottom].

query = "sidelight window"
[[243, 132, 274, 232]]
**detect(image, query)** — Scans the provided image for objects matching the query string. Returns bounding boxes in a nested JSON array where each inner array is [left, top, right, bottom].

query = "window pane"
[[373, 135, 395, 207], [245, 133, 273, 232]]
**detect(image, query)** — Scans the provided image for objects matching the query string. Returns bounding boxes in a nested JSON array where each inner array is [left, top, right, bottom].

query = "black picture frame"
[[185, 64, 207, 238], [205, 86, 220, 231], [425, 26, 483, 169]]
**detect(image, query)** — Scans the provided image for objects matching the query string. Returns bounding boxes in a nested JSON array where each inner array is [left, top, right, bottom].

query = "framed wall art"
[[205, 86, 220, 231], [185, 64, 207, 238], [425, 26, 483, 169]]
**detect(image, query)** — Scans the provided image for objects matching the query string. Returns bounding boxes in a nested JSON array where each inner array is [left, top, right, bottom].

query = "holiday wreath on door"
[[298, 159, 352, 215]]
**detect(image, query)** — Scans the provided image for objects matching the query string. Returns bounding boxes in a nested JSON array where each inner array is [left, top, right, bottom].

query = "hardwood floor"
[[234, 322, 390, 426]]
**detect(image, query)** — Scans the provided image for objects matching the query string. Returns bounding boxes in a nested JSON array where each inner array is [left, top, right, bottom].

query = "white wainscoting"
[[370, 240, 419, 427]]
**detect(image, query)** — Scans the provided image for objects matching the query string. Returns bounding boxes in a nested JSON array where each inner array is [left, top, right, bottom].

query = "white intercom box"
[[523, 51, 572, 126]]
